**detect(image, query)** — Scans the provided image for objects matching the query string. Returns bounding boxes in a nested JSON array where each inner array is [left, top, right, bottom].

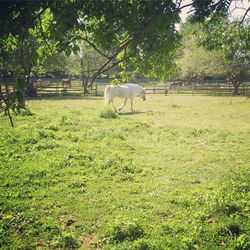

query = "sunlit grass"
[[0, 95, 249, 249]]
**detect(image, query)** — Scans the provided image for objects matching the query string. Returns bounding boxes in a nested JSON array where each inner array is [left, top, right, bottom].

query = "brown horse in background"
[[62, 79, 71, 88]]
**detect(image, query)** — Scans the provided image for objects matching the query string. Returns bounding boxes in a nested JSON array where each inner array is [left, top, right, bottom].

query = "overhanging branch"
[[88, 1, 170, 86], [240, 6, 250, 25], [77, 37, 111, 59]]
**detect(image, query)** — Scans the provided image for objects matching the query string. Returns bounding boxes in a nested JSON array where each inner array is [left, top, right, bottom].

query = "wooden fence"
[[0, 84, 15, 108], [1, 81, 250, 99], [169, 83, 250, 96], [145, 85, 168, 95], [94, 84, 168, 96]]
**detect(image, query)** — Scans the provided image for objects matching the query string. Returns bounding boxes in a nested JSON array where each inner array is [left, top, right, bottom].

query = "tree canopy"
[[1, 0, 249, 82]]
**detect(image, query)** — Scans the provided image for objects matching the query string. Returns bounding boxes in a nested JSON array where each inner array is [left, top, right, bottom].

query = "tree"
[[177, 21, 226, 81], [1, 0, 249, 97], [0, 7, 57, 126], [1, 1, 249, 84], [32, 53, 68, 77], [197, 14, 250, 94], [47, 0, 182, 85]]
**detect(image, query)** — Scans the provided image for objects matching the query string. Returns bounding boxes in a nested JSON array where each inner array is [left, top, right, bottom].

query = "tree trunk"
[[232, 80, 241, 95], [80, 57, 88, 95], [16, 77, 26, 109], [17, 90, 25, 108], [83, 77, 89, 95]]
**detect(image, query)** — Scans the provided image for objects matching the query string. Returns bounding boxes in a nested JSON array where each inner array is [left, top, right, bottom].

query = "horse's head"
[[141, 88, 146, 101]]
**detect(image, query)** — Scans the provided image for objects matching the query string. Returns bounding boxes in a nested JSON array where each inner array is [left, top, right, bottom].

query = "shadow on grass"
[[118, 111, 145, 116], [27, 94, 103, 101]]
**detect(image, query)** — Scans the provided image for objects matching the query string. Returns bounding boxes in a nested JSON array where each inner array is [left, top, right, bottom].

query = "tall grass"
[[99, 106, 118, 119]]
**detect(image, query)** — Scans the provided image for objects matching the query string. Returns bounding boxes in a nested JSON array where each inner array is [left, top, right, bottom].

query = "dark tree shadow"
[[27, 95, 103, 101]]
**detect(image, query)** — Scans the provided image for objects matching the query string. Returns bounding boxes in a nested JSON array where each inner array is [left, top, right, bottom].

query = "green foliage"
[[177, 18, 250, 94], [103, 220, 144, 244], [198, 16, 250, 64], [59, 233, 79, 249], [0, 90, 19, 116], [178, 22, 226, 80], [111, 79, 121, 86], [99, 106, 119, 119], [1, 0, 246, 84], [0, 34, 17, 52], [19, 108, 34, 117], [196, 16, 250, 93]]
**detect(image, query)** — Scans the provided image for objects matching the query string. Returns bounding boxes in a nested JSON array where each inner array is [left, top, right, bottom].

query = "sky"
[[179, 0, 250, 22]]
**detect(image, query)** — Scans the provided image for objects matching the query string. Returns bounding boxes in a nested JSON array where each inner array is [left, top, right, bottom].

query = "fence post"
[[153, 84, 155, 94], [165, 84, 168, 96], [243, 84, 246, 96], [218, 83, 221, 96]]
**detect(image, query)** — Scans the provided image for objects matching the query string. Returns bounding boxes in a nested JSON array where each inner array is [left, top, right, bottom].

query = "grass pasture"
[[0, 95, 250, 249]]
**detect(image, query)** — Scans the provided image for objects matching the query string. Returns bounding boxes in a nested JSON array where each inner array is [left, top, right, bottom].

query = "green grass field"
[[0, 95, 250, 249]]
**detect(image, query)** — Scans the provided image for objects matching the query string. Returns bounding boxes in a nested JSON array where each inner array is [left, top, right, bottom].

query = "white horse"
[[104, 83, 146, 112]]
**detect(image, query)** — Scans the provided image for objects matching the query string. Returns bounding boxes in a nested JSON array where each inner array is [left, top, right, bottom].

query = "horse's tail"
[[104, 85, 112, 103]]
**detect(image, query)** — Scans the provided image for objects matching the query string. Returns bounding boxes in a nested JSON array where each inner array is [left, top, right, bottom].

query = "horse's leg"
[[112, 102, 118, 112], [110, 100, 118, 112], [130, 98, 135, 112], [118, 98, 127, 111]]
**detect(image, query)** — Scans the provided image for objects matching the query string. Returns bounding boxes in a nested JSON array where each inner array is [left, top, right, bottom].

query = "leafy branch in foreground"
[[0, 70, 28, 127], [0, 85, 16, 127]]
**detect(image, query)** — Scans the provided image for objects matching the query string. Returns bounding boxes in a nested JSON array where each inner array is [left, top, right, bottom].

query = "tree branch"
[[88, 55, 132, 88], [89, 38, 133, 86], [179, 3, 193, 11], [240, 6, 250, 25], [95, 55, 131, 76], [1, 84, 14, 127], [77, 37, 111, 59], [88, 1, 170, 87]]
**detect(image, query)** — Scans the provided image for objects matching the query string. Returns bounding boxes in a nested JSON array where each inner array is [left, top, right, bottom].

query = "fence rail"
[[0, 84, 14, 108], [193, 84, 250, 95], [1, 81, 250, 98]]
